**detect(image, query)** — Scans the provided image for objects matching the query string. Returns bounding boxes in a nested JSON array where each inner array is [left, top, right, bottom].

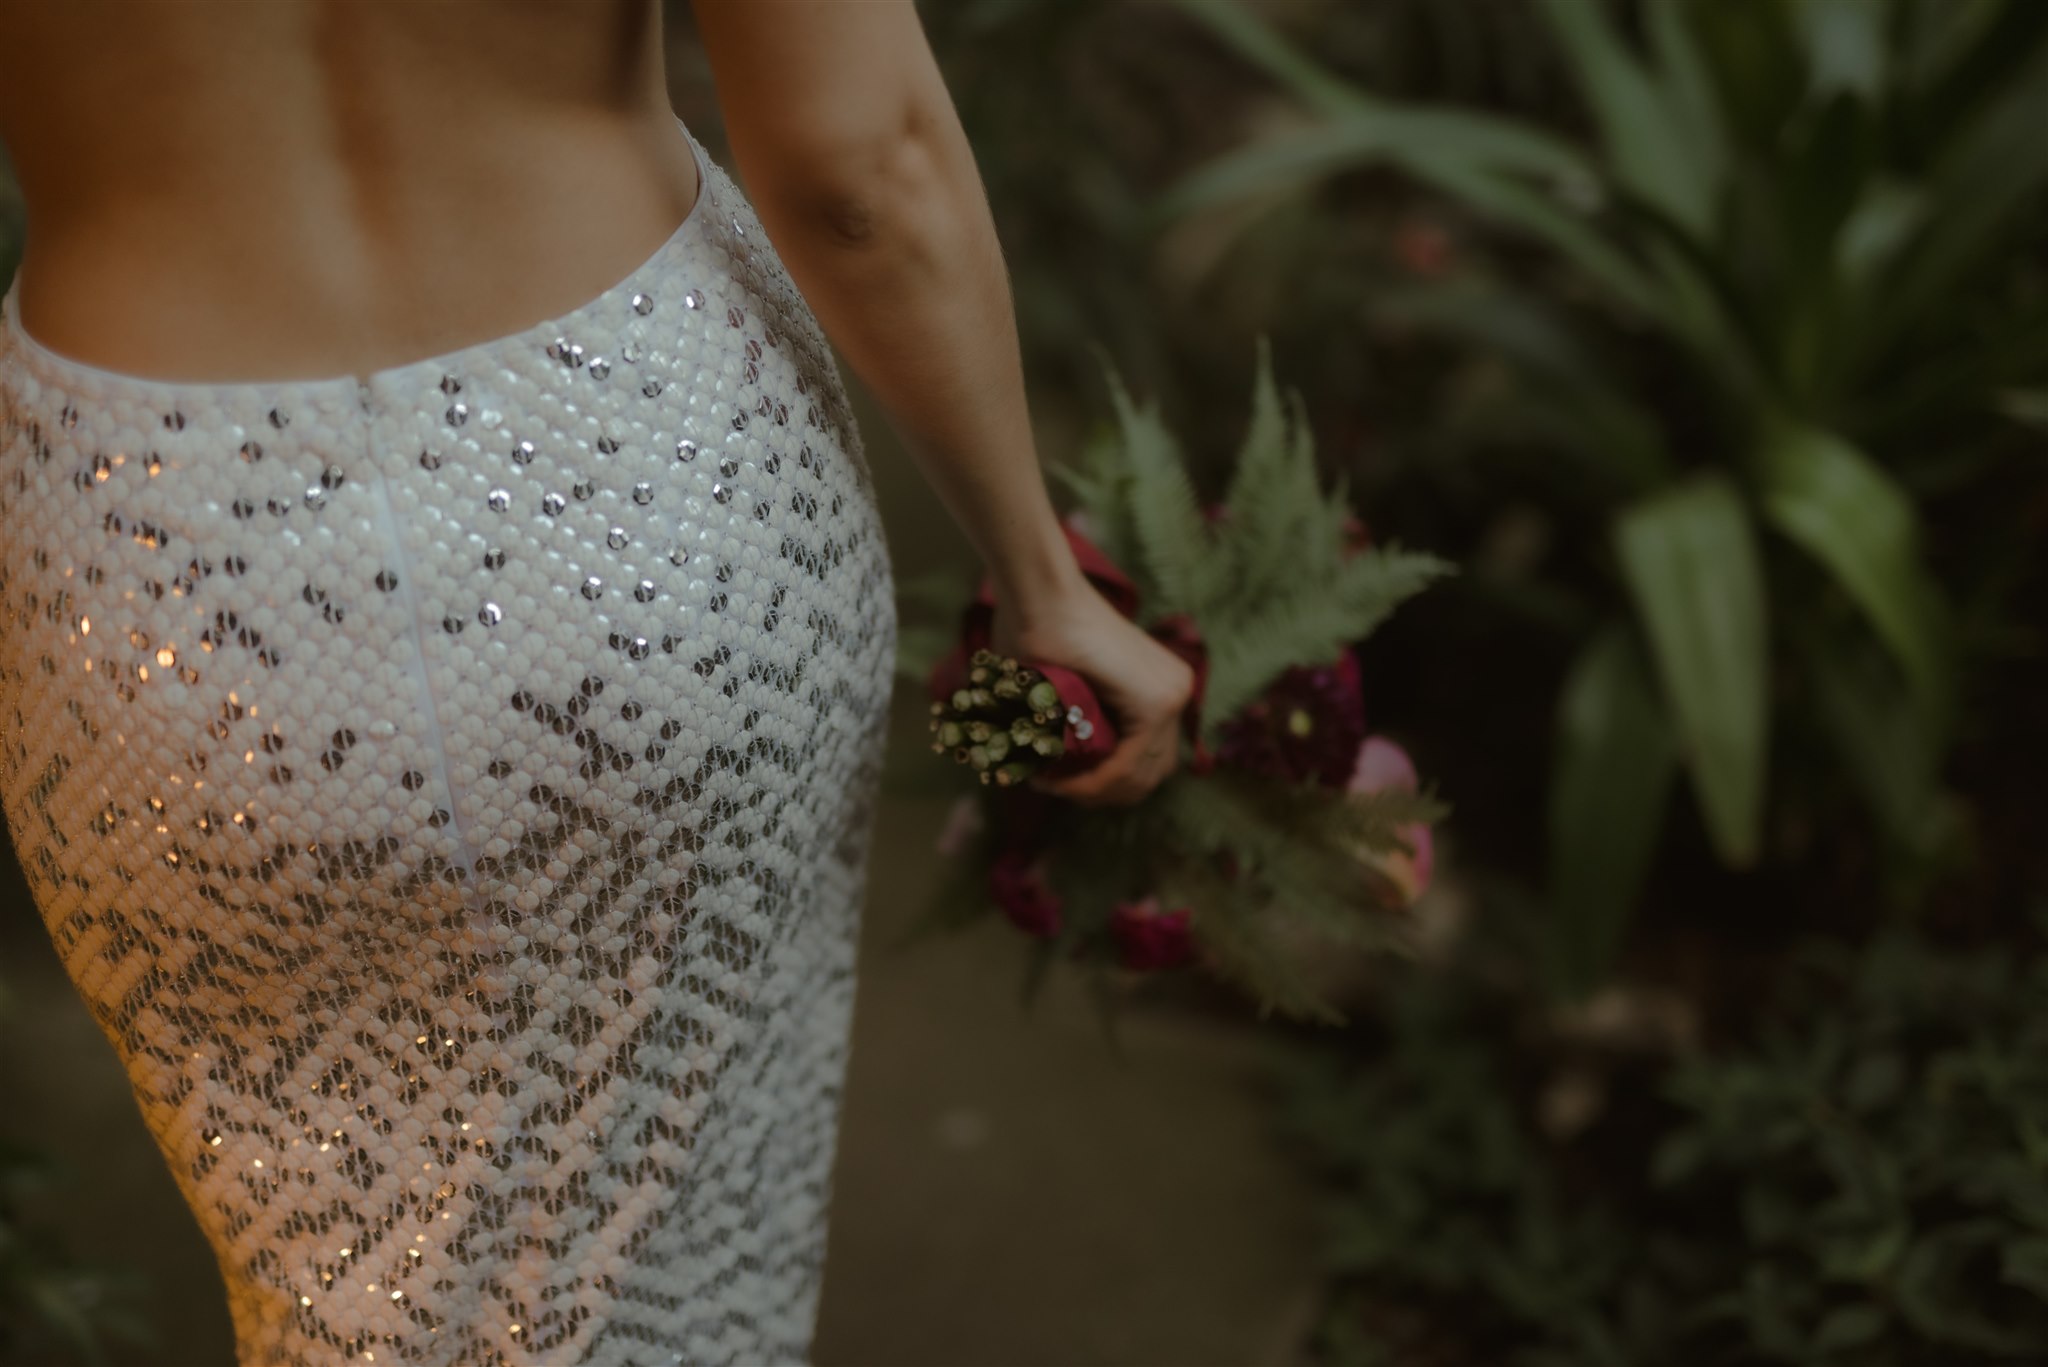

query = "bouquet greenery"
[[895, 337, 1452, 1031]]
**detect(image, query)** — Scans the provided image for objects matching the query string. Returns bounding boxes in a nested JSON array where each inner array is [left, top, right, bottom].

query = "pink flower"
[[989, 847, 1063, 938], [1346, 736, 1435, 907], [1110, 894, 1195, 971]]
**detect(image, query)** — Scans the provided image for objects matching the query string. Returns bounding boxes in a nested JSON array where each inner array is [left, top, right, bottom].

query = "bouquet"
[[892, 336, 1451, 1030]]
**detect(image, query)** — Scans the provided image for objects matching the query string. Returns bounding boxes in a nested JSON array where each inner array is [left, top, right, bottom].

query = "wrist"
[[987, 521, 1090, 628]]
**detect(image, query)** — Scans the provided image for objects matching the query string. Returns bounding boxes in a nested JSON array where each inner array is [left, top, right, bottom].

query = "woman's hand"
[[987, 579, 1197, 807]]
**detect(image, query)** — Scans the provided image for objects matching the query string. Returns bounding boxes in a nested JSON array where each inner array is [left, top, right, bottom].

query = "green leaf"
[[1370, 280, 1672, 492], [1796, 0, 1889, 99], [1755, 421, 1948, 708], [1836, 177, 1930, 290], [1795, 617, 1945, 856], [1900, 0, 2010, 97], [1645, 1, 1725, 177], [1868, 30, 2048, 359], [1613, 475, 1769, 867], [1999, 1235, 2048, 1299], [1166, 0, 1376, 118], [1997, 388, 2048, 431], [1812, 1302, 1888, 1353], [1535, 0, 1719, 236], [1411, 158, 1669, 324], [1095, 350, 1221, 616], [1146, 104, 1598, 232], [1545, 624, 1677, 998]]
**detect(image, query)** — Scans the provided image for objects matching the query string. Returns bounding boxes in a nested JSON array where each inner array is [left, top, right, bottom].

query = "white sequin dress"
[[0, 114, 896, 1366]]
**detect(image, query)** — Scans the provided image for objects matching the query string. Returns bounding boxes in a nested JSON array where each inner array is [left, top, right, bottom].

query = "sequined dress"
[[0, 115, 897, 1366]]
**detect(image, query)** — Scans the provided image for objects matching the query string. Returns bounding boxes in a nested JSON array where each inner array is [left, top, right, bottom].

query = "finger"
[[1109, 729, 1177, 796]]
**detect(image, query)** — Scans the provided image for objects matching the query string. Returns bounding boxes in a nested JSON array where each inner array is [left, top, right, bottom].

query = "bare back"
[[0, 0, 703, 384]]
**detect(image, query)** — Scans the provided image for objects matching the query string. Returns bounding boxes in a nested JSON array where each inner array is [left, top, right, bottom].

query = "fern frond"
[[1223, 362, 1338, 603], [1156, 774, 1383, 918], [1100, 360, 1224, 618], [1199, 545, 1453, 734], [1237, 774, 1449, 857], [1048, 424, 1142, 573], [1217, 333, 1291, 569], [1188, 877, 1348, 1026]]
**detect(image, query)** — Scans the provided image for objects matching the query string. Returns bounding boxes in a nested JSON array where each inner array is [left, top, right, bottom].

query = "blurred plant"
[[1154, 0, 2048, 996], [1272, 908, 2048, 1366], [0, 980, 153, 1366]]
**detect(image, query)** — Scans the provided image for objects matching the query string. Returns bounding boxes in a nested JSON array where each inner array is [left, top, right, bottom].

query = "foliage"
[[1156, 0, 2048, 996], [1271, 910, 2048, 1366]]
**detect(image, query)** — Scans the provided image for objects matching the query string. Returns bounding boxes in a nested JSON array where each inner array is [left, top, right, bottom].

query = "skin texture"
[[0, 0, 1192, 804], [0, 0, 694, 380]]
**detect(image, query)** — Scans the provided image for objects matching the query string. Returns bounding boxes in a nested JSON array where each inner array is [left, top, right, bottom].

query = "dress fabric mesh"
[[0, 114, 896, 1366]]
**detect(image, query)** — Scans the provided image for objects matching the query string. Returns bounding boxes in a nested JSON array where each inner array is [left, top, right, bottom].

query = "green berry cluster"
[[928, 648, 1079, 786]]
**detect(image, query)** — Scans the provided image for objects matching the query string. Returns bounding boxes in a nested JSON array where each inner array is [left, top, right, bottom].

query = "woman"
[[0, 3, 1195, 1364]]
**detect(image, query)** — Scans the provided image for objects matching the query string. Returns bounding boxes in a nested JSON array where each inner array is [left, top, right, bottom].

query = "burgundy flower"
[[1110, 894, 1195, 971], [989, 847, 1062, 938], [1213, 648, 1367, 788]]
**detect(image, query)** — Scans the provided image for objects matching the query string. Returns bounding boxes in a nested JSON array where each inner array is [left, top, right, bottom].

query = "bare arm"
[[688, 0, 1195, 806], [688, 0, 1087, 622]]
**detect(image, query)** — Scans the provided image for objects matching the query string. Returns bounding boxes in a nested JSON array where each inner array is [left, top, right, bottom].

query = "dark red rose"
[[1110, 894, 1195, 971]]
